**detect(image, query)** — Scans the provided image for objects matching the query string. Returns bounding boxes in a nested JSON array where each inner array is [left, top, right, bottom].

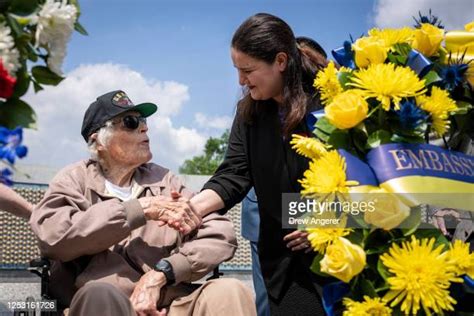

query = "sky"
[[19, 0, 474, 173]]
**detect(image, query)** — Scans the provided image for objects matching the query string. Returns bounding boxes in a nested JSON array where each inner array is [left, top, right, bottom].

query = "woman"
[[188, 13, 329, 315]]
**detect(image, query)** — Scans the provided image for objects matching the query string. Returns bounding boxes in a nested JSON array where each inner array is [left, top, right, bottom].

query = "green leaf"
[[8, 0, 38, 16], [327, 129, 350, 150], [345, 229, 365, 245], [337, 71, 353, 90], [74, 21, 88, 35], [314, 128, 330, 142], [5, 12, 22, 36], [390, 133, 425, 144], [349, 214, 370, 229], [32, 80, 43, 93], [367, 130, 391, 149], [31, 66, 64, 86], [422, 70, 441, 86], [11, 67, 30, 98], [351, 276, 377, 300], [377, 258, 390, 281], [310, 253, 330, 277], [454, 101, 473, 115], [315, 116, 337, 134], [392, 43, 412, 57], [413, 227, 450, 250], [0, 98, 37, 129], [399, 206, 422, 236]]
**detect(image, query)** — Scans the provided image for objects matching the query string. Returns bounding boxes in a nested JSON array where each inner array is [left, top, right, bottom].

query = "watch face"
[[155, 260, 175, 285]]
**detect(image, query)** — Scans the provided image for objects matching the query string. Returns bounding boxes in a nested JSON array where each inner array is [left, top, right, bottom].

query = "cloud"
[[194, 112, 233, 130], [22, 63, 206, 172], [373, 0, 473, 30]]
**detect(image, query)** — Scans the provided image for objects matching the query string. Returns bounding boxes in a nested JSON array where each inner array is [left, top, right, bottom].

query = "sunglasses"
[[114, 115, 147, 130]]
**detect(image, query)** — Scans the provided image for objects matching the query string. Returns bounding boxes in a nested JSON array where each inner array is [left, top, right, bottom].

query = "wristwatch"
[[154, 260, 176, 285]]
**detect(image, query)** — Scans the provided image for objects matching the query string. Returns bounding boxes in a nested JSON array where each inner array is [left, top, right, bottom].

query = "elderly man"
[[29, 90, 256, 316]]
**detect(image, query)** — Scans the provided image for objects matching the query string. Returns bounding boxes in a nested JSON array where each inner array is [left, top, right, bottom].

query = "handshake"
[[138, 191, 202, 235]]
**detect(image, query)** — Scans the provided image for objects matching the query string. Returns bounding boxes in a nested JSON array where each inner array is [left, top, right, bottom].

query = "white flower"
[[33, 0, 77, 75], [0, 22, 21, 76]]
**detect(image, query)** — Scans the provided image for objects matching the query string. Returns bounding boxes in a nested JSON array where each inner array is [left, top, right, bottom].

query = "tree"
[[179, 130, 229, 175]]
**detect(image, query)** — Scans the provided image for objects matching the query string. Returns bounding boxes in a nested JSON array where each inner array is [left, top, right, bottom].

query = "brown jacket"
[[29, 160, 237, 305]]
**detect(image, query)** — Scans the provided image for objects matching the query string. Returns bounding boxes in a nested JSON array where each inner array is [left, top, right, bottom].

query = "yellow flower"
[[325, 90, 368, 129], [314, 61, 343, 105], [444, 21, 474, 86], [320, 237, 366, 283], [412, 23, 444, 57], [362, 188, 410, 230], [380, 236, 462, 315], [417, 87, 457, 136], [290, 134, 328, 159], [465, 20, 474, 32], [299, 150, 359, 197], [352, 36, 389, 68], [307, 228, 352, 253], [349, 63, 426, 111], [368, 27, 415, 48], [445, 240, 474, 278], [343, 296, 392, 316]]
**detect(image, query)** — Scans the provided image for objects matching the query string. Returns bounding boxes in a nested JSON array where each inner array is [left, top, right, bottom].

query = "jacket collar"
[[85, 160, 167, 197]]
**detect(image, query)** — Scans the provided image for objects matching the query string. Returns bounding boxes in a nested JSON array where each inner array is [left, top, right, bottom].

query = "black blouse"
[[203, 99, 322, 299]]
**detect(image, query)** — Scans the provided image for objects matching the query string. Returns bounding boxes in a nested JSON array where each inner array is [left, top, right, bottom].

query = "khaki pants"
[[68, 278, 256, 316]]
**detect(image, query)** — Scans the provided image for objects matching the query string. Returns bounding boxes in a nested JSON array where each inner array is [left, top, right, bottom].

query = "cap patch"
[[112, 91, 134, 107]]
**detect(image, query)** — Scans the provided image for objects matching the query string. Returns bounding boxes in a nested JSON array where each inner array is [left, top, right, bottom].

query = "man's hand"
[[139, 191, 202, 234], [130, 270, 168, 316], [283, 230, 312, 253]]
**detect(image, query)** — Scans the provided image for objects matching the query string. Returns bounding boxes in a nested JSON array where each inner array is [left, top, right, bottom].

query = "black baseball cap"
[[81, 90, 158, 142]]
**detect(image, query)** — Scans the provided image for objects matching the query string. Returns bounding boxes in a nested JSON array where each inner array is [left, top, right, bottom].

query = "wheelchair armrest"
[[206, 266, 223, 281], [28, 257, 51, 299]]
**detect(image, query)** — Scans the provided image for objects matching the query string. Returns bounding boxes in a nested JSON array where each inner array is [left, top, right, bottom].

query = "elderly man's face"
[[104, 111, 152, 167]]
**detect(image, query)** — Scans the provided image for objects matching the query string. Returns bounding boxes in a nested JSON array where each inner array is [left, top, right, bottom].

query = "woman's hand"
[[283, 230, 312, 253], [139, 191, 202, 234]]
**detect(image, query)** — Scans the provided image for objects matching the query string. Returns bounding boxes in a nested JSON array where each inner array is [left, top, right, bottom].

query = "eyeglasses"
[[113, 115, 147, 130]]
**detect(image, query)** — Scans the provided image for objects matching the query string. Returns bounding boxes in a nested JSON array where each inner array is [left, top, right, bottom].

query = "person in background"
[[0, 183, 33, 219]]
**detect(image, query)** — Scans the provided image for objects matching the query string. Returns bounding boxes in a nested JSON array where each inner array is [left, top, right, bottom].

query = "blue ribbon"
[[407, 49, 434, 78], [331, 41, 355, 69], [463, 275, 474, 290], [306, 110, 325, 132], [322, 281, 350, 316], [339, 149, 379, 186]]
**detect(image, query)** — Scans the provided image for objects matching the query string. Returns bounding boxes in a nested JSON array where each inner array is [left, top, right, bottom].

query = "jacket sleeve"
[[29, 166, 146, 262], [202, 114, 252, 213], [164, 212, 237, 284]]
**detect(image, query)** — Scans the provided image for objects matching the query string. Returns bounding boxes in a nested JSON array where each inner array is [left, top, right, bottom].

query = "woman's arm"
[[0, 184, 33, 219], [189, 189, 225, 218]]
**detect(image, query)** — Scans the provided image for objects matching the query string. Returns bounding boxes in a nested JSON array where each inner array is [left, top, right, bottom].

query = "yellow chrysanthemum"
[[307, 228, 352, 253], [343, 296, 392, 316], [368, 27, 415, 48], [314, 61, 343, 105], [445, 240, 474, 278], [299, 150, 359, 197], [349, 63, 426, 111], [290, 134, 328, 159], [417, 86, 457, 136], [380, 236, 462, 315]]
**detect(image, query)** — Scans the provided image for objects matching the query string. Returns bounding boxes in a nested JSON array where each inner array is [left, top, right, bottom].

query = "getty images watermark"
[[281, 193, 474, 229]]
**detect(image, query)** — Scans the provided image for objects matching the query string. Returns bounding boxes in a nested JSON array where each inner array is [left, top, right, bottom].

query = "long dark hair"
[[232, 13, 326, 136]]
